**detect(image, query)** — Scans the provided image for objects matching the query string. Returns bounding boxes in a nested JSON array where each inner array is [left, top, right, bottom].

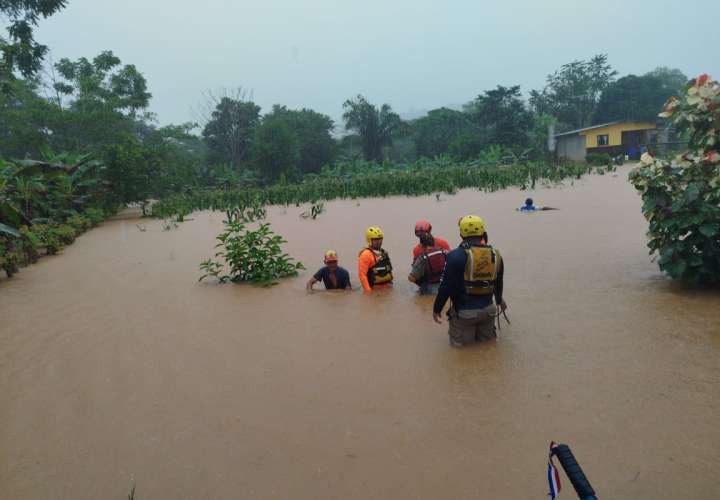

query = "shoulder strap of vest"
[[424, 246, 445, 256]]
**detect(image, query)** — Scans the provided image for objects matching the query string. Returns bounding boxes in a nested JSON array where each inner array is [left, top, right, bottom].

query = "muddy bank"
[[1, 166, 719, 499]]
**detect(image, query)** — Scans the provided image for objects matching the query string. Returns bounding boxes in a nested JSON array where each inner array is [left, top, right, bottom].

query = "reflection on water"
[[1, 166, 719, 499]]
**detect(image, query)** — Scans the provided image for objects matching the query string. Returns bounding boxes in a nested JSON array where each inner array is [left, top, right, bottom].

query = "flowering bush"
[[630, 74, 720, 283]]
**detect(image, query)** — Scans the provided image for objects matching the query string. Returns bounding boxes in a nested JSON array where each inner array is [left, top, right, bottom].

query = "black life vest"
[[422, 246, 447, 284], [361, 248, 393, 287], [461, 242, 501, 296]]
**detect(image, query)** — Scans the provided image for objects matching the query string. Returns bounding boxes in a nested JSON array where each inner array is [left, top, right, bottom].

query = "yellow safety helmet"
[[458, 215, 486, 238], [365, 226, 384, 245]]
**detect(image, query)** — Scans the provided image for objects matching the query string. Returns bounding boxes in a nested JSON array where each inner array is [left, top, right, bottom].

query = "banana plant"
[[15, 175, 46, 217], [0, 175, 30, 234]]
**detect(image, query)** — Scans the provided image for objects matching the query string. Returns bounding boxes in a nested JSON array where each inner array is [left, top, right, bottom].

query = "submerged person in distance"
[[306, 250, 352, 292], [412, 220, 450, 260], [358, 226, 393, 293], [517, 197, 558, 212], [408, 233, 447, 295]]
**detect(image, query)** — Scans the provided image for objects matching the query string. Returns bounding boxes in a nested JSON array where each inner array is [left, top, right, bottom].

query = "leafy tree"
[[530, 54, 617, 130], [262, 105, 335, 173], [101, 135, 154, 208], [142, 124, 206, 196], [412, 107, 474, 158], [466, 85, 532, 147], [251, 115, 300, 181], [593, 73, 680, 123], [53, 51, 151, 116], [202, 97, 261, 168], [43, 51, 152, 152], [342, 95, 403, 162], [645, 67, 689, 94], [0, 0, 68, 90], [528, 113, 557, 159], [336, 133, 363, 161], [0, 78, 54, 158], [448, 130, 488, 161]]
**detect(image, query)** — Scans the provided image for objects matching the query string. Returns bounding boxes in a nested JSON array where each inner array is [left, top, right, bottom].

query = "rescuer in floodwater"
[[408, 233, 447, 295], [306, 250, 352, 292], [358, 226, 393, 292], [517, 197, 558, 212], [433, 215, 506, 347], [412, 220, 450, 260]]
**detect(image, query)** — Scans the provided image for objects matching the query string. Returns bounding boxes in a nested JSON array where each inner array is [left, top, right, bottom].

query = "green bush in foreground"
[[630, 74, 720, 283], [199, 221, 304, 285]]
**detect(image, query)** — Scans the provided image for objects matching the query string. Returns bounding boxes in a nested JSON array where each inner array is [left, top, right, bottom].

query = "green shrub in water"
[[630, 74, 720, 283], [31, 224, 66, 254], [67, 214, 92, 233], [84, 208, 106, 226], [586, 152, 612, 166], [54, 224, 77, 244], [199, 221, 304, 285]]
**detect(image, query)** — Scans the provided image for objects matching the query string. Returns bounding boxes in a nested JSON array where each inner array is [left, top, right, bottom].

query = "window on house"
[[597, 134, 609, 146]]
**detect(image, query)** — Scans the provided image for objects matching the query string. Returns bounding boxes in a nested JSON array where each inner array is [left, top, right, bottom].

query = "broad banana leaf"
[[0, 222, 21, 238]]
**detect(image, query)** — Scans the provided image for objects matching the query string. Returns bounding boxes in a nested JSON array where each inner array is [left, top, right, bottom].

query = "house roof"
[[554, 121, 623, 137]]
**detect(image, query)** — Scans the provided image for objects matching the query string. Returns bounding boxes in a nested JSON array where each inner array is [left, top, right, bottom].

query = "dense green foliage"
[[0, 51, 211, 204], [630, 75, 720, 283], [199, 221, 304, 285], [250, 115, 300, 181], [465, 85, 533, 148], [0, 154, 114, 277], [412, 108, 475, 159], [262, 105, 336, 174], [152, 159, 591, 219], [593, 70, 688, 123], [586, 152, 612, 166], [202, 96, 260, 167], [530, 54, 617, 130], [1, 0, 67, 89], [342, 95, 404, 162]]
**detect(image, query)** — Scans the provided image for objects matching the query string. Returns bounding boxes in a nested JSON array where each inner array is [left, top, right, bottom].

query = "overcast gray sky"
[[37, 0, 720, 128]]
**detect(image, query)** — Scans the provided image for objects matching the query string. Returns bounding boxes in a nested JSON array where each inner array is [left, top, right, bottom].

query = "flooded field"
[[1, 165, 719, 499]]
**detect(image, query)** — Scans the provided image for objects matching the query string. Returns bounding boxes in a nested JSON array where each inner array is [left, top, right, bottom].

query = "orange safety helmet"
[[324, 250, 339, 263], [414, 220, 432, 236]]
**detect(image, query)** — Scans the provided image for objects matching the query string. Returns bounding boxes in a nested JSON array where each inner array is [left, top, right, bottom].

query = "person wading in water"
[[432, 215, 506, 347], [408, 233, 447, 295], [412, 220, 450, 260], [306, 250, 352, 292], [358, 226, 393, 293]]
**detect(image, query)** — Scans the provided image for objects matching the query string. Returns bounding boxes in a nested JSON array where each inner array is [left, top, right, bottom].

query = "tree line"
[[1, 1, 689, 206]]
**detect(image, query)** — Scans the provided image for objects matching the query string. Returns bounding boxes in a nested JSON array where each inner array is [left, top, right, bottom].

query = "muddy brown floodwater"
[[1, 166, 719, 499]]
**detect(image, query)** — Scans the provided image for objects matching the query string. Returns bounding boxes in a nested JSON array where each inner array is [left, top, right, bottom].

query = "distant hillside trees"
[[593, 69, 689, 123]]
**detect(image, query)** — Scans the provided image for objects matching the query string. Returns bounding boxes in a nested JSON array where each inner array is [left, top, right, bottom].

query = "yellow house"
[[554, 120, 658, 161]]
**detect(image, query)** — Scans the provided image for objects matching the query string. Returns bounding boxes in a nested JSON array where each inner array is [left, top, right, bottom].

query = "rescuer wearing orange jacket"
[[358, 226, 394, 292]]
